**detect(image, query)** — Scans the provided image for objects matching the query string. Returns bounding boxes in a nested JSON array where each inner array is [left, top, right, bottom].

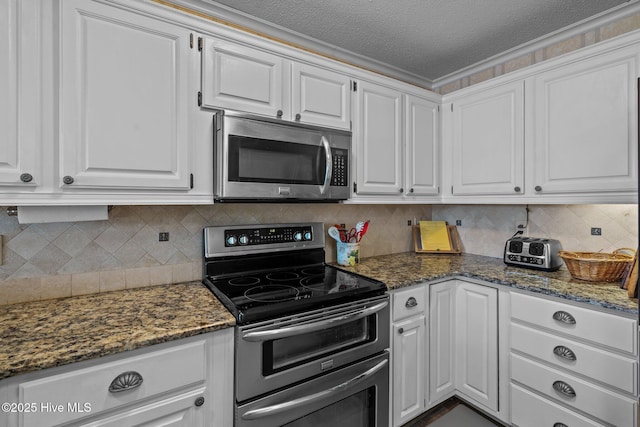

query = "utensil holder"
[[337, 242, 360, 266]]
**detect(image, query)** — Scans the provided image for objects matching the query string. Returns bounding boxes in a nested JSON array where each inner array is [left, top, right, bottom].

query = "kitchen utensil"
[[328, 226, 342, 242], [357, 220, 369, 242]]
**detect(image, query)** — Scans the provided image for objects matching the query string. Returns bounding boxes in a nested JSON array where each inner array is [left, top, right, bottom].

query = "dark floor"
[[401, 398, 503, 427]]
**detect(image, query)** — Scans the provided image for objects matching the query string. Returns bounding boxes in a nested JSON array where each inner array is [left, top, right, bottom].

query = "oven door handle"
[[320, 135, 332, 195], [240, 358, 388, 420], [241, 300, 388, 342]]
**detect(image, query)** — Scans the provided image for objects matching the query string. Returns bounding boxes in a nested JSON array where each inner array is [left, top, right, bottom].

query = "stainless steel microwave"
[[213, 111, 351, 202]]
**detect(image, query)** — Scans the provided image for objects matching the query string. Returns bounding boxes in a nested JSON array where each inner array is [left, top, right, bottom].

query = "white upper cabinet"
[[201, 38, 285, 118], [529, 45, 639, 195], [201, 38, 351, 129], [291, 62, 351, 129], [405, 95, 439, 197], [352, 80, 403, 195], [59, 0, 193, 190], [450, 81, 524, 196], [0, 0, 40, 188]]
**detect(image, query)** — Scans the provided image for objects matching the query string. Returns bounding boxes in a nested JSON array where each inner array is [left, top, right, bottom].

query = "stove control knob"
[[226, 235, 237, 246], [293, 231, 303, 241], [304, 231, 312, 241], [239, 234, 249, 245]]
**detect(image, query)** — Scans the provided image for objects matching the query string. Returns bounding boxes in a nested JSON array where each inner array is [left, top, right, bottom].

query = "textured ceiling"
[[208, 0, 630, 83]]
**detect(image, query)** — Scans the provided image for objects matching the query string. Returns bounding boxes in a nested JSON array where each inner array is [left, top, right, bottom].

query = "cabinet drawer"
[[392, 286, 426, 321], [511, 323, 637, 394], [510, 292, 637, 354], [511, 383, 604, 427], [511, 353, 636, 427], [19, 339, 207, 427]]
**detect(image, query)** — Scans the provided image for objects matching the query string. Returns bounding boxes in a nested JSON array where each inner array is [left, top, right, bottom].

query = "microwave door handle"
[[240, 358, 388, 420], [320, 135, 332, 195], [242, 300, 388, 342]]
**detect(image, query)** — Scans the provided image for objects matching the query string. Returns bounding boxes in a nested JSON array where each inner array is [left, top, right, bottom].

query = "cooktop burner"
[[202, 223, 387, 324]]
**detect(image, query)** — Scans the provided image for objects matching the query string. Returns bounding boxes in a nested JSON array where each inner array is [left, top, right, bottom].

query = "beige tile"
[[438, 80, 462, 95], [41, 275, 72, 300], [149, 265, 173, 286], [5, 277, 42, 304], [545, 35, 583, 59], [504, 54, 533, 74], [584, 30, 597, 46], [600, 13, 640, 41], [172, 263, 193, 283], [469, 68, 494, 85], [125, 267, 150, 289], [72, 272, 100, 296], [99, 270, 125, 293], [534, 48, 545, 63]]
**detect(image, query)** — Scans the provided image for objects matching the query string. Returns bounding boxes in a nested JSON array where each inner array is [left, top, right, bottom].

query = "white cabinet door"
[[455, 282, 498, 412], [291, 63, 351, 129], [405, 95, 439, 196], [392, 315, 426, 427], [201, 38, 284, 118], [59, 0, 192, 190], [429, 282, 456, 404], [353, 81, 403, 195], [530, 46, 639, 194], [0, 0, 39, 187], [451, 81, 524, 196]]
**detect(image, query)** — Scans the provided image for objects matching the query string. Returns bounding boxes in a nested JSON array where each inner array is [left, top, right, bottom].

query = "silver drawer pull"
[[553, 345, 577, 361], [553, 423, 568, 427], [552, 310, 576, 325], [552, 380, 576, 398], [109, 371, 143, 393], [405, 297, 418, 308]]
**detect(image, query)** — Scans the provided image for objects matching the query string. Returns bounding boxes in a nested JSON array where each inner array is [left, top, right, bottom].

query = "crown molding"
[[432, 0, 640, 89]]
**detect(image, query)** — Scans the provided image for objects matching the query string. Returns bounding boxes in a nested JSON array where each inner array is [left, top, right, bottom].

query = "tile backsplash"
[[432, 204, 638, 258], [0, 204, 430, 305]]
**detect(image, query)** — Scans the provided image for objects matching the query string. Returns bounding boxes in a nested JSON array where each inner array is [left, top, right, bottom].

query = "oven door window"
[[284, 387, 375, 427], [228, 135, 325, 185], [266, 316, 374, 374]]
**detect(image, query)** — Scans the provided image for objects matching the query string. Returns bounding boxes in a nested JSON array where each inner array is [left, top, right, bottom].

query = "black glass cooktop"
[[204, 264, 386, 324]]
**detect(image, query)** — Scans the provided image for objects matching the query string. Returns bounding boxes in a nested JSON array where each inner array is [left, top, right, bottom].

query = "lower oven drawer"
[[236, 295, 389, 402], [511, 353, 636, 427], [236, 351, 389, 427]]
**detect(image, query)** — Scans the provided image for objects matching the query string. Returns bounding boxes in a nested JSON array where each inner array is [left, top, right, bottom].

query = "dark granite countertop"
[[0, 282, 235, 381], [336, 252, 638, 316]]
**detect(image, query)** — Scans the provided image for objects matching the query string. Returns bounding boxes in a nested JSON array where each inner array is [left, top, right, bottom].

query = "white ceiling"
[[206, 0, 632, 85]]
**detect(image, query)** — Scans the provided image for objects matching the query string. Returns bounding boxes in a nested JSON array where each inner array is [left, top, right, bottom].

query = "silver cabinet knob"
[[63, 176, 75, 185], [514, 186, 521, 192], [399, 188, 404, 194], [409, 188, 414, 193], [20, 173, 33, 183], [276, 110, 283, 118], [534, 185, 542, 192], [295, 113, 301, 121], [398, 327, 404, 334], [194, 397, 205, 407]]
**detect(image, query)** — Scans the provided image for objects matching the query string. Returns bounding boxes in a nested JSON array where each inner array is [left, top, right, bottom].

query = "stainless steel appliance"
[[202, 223, 389, 427], [213, 111, 351, 202], [504, 236, 563, 271]]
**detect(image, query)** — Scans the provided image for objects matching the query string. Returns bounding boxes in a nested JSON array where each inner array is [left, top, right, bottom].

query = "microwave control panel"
[[330, 149, 348, 186]]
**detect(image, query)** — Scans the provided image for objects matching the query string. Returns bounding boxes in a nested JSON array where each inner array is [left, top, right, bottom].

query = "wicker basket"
[[558, 249, 635, 282]]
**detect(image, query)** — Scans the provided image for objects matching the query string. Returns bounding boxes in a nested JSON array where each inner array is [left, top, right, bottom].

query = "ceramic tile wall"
[[432, 204, 638, 259], [436, 12, 640, 94], [0, 204, 430, 305]]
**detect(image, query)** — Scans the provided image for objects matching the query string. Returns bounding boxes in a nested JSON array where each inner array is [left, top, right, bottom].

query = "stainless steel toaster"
[[504, 236, 563, 271]]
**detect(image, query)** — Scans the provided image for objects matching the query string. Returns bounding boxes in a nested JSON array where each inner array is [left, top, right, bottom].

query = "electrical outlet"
[[408, 220, 412, 226], [159, 232, 170, 241], [591, 227, 602, 236], [455, 220, 462, 226]]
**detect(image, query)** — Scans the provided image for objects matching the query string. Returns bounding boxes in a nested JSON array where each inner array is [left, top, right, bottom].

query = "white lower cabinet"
[[391, 286, 427, 427], [391, 280, 501, 427], [510, 292, 638, 427], [1, 329, 234, 427]]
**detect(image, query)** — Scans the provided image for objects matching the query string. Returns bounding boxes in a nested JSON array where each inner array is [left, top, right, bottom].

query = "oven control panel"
[[225, 226, 313, 247]]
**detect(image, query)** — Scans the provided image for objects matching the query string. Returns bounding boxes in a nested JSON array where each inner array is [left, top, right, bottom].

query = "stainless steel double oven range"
[[203, 223, 390, 427]]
